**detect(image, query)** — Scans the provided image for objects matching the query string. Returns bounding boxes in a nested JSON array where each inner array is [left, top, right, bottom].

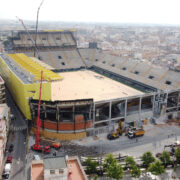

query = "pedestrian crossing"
[[10, 125, 27, 131]]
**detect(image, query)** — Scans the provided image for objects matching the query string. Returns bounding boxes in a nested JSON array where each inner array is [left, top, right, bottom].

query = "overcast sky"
[[0, 0, 180, 24]]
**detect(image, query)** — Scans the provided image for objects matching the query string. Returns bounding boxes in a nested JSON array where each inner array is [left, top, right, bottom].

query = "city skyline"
[[0, 0, 180, 25]]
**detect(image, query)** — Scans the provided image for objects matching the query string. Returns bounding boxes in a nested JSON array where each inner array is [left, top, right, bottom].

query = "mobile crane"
[[31, 71, 51, 153]]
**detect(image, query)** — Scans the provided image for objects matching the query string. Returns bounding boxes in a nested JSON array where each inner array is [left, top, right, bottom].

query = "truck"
[[32, 145, 51, 153], [128, 128, 145, 139], [31, 71, 51, 154], [51, 142, 61, 150]]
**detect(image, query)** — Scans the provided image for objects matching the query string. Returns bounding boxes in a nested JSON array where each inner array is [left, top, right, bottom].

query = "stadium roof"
[[8, 53, 63, 82]]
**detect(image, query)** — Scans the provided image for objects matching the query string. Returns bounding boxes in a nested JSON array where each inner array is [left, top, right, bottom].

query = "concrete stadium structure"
[[0, 30, 180, 140]]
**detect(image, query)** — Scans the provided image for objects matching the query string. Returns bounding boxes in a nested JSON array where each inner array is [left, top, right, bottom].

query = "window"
[[59, 169, 64, 174], [28, 38, 31, 41], [58, 56, 62, 59], [50, 170, 55, 174], [134, 71, 139, 75], [61, 62, 65, 65], [111, 64, 115, 67], [148, 75, 154, 79], [102, 61, 106, 64], [42, 37, 46, 40], [165, 80, 171, 85], [122, 67, 126, 70], [56, 37, 60, 40]]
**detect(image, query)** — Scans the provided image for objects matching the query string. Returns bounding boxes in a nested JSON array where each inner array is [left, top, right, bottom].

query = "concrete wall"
[[32, 127, 86, 140]]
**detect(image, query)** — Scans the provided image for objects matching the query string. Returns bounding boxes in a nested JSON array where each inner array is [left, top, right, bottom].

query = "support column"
[[139, 97, 142, 124], [109, 101, 112, 127], [73, 105, 75, 133], [152, 93, 156, 115], [56, 105, 59, 133], [124, 99, 127, 123], [177, 91, 180, 111], [89, 104, 92, 120], [93, 104, 96, 135]]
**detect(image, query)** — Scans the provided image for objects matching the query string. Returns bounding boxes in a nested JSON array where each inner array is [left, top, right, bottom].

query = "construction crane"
[[32, 71, 51, 153]]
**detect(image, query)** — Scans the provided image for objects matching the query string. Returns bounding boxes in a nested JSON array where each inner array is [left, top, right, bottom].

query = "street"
[[5, 88, 27, 180]]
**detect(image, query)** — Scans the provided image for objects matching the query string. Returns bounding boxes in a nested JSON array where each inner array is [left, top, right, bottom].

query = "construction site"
[[0, 30, 180, 141]]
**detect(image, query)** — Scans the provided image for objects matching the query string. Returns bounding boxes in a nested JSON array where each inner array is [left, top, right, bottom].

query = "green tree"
[[159, 151, 171, 167], [103, 153, 117, 171], [131, 165, 141, 178], [85, 157, 98, 174], [106, 161, 124, 180], [175, 147, 180, 164], [141, 151, 155, 168], [148, 160, 165, 175], [125, 156, 136, 169], [103, 153, 123, 179]]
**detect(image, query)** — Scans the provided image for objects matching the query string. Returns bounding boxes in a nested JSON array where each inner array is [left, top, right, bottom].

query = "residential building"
[[31, 156, 87, 180], [0, 76, 5, 104], [0, 104, 10, 176]]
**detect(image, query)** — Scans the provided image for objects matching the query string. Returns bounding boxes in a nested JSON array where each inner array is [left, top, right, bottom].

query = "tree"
[[85, 157, 98, 174], [175, 147, 180, 164], [141, 151, 155, 168], [159, 151, 171, 167], [103, 153, 123, 179], [125, 156, 136, 169], [106, 161, 124, 180], [131, 165, 141, 178], [103, 153, 117, 171], [148, 160, 165, 175]]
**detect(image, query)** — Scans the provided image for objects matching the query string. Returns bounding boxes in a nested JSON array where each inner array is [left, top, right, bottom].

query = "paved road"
[[5, 88, 27, 180], [75, 124, 180, 157]]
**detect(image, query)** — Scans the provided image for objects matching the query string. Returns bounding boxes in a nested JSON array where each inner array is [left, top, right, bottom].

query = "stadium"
[[0, 30, 180, 140]]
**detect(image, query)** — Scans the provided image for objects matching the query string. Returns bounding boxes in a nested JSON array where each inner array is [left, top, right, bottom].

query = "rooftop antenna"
[[34, 0, 44, 57]]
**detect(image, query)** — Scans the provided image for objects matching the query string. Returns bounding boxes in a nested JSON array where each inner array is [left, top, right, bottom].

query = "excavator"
[[31, 71, 51, 153], [107, 121, 123, 140]]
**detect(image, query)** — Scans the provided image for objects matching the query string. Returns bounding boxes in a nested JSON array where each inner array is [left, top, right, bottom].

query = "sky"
[[0, 0, 180, 24]]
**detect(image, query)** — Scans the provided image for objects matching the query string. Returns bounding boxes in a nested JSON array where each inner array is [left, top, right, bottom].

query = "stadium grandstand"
[[0, 30, 179, 140]]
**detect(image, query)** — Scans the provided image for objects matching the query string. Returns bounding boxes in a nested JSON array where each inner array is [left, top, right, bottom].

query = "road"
[[5, 88, 27, 180], [74, 124, 180, 157]]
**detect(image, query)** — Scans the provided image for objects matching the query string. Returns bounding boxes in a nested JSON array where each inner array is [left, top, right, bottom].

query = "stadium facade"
[[0, 30, 179, 140]]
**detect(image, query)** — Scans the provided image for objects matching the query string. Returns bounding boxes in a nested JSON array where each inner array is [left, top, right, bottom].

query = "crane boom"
[[35, 71, 43, 148]]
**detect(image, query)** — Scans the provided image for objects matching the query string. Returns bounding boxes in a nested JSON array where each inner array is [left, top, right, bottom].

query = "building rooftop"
[[31, 160, 44, 180], [0, 104, 8, 119], [51, 70, 144, 102], [44, 156, 67, 170], [8, 53, 63, 81], [31, 156, 87, 180], [68, 157, 87, 180]]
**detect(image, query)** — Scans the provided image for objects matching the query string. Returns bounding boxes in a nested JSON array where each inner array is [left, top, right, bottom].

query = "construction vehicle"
[[107, 121, 123, 140], [128, 128, 145, 139], [51, 142, 61, 150], [31, 71, 51, 154]]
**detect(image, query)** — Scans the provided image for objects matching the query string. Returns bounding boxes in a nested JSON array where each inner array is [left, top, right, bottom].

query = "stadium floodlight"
[[34, 0, 44, 57]]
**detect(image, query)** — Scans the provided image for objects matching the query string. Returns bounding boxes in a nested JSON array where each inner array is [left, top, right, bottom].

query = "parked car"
[[33, 155, 41, 160], [6, 156, 12, 163], [4, 163, 11, 173], [8, 144, 14, 153], [2, 172, 9, 179]]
